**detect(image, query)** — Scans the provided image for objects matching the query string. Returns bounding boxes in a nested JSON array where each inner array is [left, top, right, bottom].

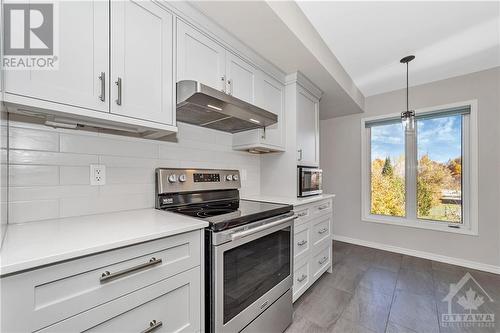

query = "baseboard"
[[332, 234, 500, 275]]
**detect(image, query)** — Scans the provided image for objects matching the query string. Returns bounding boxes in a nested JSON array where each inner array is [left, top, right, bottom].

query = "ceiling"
[[297, 1, 500, 96], [189, 1, 365, 119]]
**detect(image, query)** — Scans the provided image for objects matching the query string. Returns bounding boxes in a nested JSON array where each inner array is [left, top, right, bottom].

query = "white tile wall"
[[7, 116, 261, 224]]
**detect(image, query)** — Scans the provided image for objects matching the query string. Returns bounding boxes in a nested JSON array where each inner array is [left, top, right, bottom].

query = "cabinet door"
[[110, 0, 173, 125], [4, 1, 109, 112], [226, 52, 256, 103], [296, 86, 319, 166], [177, 20, 226, 92], [257, 73, 285, 148]]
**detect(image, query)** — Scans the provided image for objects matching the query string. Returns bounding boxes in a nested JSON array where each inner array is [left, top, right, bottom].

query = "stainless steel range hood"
[[176, 80, 277, 133]]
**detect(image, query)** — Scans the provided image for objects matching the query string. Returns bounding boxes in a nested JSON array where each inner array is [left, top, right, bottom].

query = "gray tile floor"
[[286, 241, 500, 333]]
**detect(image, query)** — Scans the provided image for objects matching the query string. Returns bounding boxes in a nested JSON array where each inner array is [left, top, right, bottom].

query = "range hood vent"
[[176, 80, 277, 133]]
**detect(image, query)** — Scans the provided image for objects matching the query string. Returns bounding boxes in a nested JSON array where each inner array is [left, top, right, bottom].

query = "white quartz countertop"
[[243, 194, 335, 207], [0, 209, 208, 276]]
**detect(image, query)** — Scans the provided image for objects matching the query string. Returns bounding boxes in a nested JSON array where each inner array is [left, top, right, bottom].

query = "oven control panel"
[[156, 168, 241, 194]]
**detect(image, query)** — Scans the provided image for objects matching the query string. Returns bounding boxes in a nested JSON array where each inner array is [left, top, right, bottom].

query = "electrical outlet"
[[90, 164, 106, 185]]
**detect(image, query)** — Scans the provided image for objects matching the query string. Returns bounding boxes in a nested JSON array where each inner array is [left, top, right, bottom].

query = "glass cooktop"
[[165, 199, 293, 232]]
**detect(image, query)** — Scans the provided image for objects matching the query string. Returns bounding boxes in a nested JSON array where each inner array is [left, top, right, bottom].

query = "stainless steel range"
[[155, 168, 295, 333]]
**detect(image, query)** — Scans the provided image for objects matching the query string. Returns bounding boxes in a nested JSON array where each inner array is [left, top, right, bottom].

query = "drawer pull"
[[297, 211, 307, 217], [100, 257, 162, 283], [297, 274, 307, 282], [318, 228, 328, 234], [141, 320, 163, 333], [318, 204, 329, 210], [318, 256, 328, 265], [297, 240, 308, 246]]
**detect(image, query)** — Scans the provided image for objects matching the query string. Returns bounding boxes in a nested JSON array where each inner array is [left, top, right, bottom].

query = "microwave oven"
[[297, 167, 323, 197]]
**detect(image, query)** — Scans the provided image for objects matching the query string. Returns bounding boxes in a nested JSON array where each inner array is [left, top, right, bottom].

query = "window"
[[361, 101, 477, 235]]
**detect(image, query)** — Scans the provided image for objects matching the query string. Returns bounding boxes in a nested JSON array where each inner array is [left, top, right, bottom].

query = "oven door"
[[212, 214, 294, 333], [298, 167, 323, 197]]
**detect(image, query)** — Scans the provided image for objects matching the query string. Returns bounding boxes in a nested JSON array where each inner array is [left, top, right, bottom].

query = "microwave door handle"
[[231, 215, 297, 241]]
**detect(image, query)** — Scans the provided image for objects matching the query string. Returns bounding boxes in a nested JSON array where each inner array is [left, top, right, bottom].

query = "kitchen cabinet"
[[110, 0, 173, 125], [177, 19, 258, 103], [4, 0, 109, 113], [292, 198, 333, 302], [296, 84, 320, 167], [37, 267, 201, 333], [3, 0, 176, 136], [176, 19, 226, 92], [232, 72, 285, 151], [1, 230, 203, 332], [225, 52, 257, 103]]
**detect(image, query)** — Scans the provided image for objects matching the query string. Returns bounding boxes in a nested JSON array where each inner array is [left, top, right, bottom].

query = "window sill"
[[362, 215, 478, 236]]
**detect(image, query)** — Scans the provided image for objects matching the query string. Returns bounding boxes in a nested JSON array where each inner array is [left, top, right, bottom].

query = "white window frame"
[[361, 100, 478, 235]]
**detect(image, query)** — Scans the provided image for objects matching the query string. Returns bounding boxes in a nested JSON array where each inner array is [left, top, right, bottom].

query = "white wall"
[[320, 67, 500, 268], [6, 115, 260, 224]]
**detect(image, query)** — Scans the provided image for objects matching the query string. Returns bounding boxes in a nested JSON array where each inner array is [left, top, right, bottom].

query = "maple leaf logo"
[[457, 288, 485, 313]]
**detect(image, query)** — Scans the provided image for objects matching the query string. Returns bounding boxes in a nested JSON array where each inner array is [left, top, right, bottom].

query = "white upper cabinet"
[[296, 85, 320, 167], [258, 73, 285, 148], [176, 20, 226, 92], [4, 0, 109, 112], [3, 0, 177, 136], [232, 71, 285, 152], [225, 52, 256, 103], [110, 1, 173, 125]]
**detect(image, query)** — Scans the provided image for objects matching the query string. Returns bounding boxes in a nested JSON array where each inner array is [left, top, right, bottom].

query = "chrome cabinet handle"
[[221, 75, 226, 92], [297, 240, 308, 246], [100, 257, 162, 283], [141, 320, 163, 333], [318, 228, 328, 234], [115, 77, 122, 105], [318, 204, 329, 210], [318, 256, 328, 265], [98, 72, 105, 102], [227, 79, 233, 95], [297, 211, 307, 217], [297, 274, 307, 282], [298, 149, 303, 161]]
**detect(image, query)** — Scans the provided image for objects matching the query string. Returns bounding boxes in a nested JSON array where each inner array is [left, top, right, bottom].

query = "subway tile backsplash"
[[7, 115, 261, 224]]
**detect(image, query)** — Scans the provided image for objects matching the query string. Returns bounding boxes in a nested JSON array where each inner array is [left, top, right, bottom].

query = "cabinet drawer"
[[292, 259, 310, 302], [294, 207, 310, 226], [37, 266, 201, 333], [311, 214, 331, 247], [293, 222, 311, 262], [1, 231, 202, 332], [312, 245, 331, 281], [311, 200, 332, 216]]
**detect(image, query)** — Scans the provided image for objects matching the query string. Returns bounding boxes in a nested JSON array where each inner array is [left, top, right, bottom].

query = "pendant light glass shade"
[[401, 110, 415, 132], [400, 55, 415, 132]]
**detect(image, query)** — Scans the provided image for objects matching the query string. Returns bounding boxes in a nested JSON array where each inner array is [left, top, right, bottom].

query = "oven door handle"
[[231, 215, 297, 241]]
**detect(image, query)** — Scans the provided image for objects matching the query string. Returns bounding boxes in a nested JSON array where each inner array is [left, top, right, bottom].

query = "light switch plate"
[[90, 164, 106, 185]]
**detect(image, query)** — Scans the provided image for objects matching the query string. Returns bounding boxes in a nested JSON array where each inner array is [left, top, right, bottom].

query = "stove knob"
[[232, 174, 239, 181], [178, 174, 187, 182], [168, 174, 178, 183], [226, 174, 233, 181]]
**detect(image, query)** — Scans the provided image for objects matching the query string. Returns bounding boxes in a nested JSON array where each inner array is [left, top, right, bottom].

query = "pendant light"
[[400, 55, 415, 132]]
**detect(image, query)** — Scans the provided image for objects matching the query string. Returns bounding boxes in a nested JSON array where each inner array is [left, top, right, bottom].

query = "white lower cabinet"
[[292, 198, 333, 302], [38, 267, 200, 333], [1, 230, 203, 333]]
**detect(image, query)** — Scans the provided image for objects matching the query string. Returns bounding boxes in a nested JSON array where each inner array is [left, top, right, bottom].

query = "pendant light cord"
[[406, 61, 409, 112]]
